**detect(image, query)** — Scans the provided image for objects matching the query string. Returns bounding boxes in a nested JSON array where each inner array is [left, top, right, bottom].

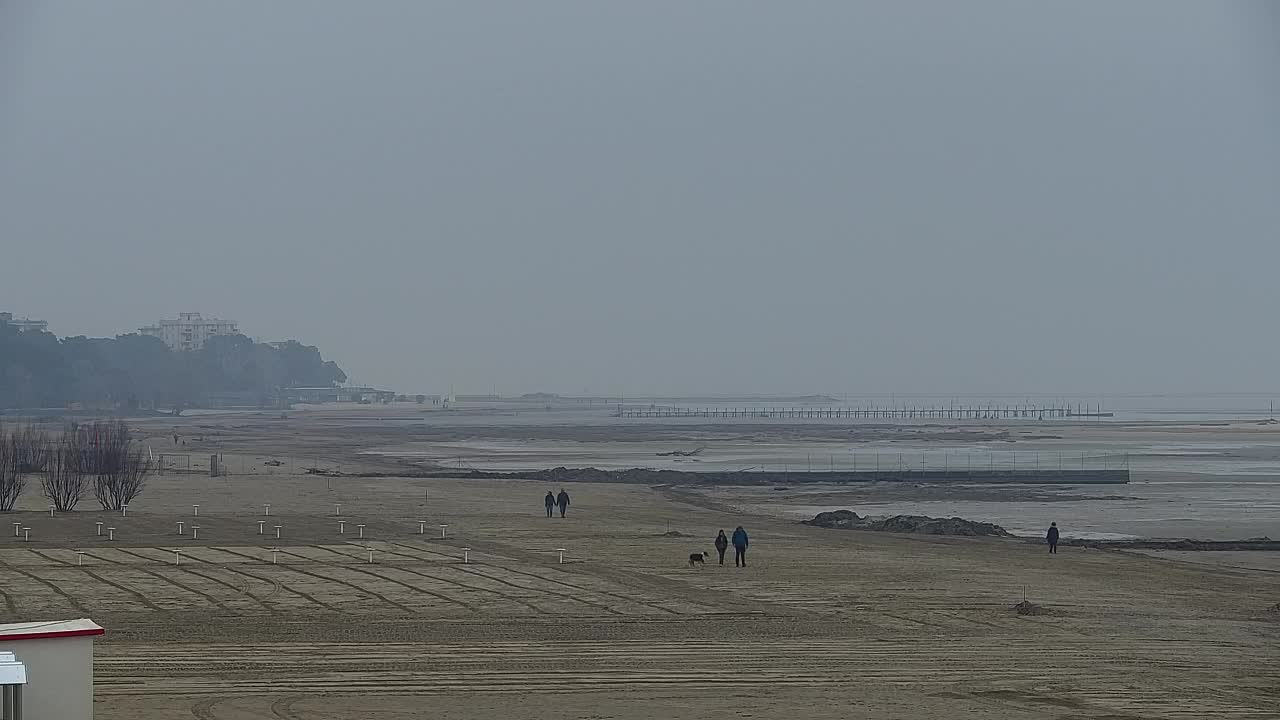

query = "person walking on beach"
[[714, 529, 729, 565], [544, 491, 555, 518], [556, 488, 571, 518], [1046, 522, 1060, 554], [731, 526, 749, 567]]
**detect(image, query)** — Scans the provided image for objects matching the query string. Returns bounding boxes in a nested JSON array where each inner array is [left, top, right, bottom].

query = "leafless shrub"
[[86, 421, 151, 511], [0, 424, 49, 511], [42, 428, 89, 512]]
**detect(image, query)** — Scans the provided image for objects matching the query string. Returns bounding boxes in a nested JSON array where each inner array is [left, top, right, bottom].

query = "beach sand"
[[0, 407, 1275, 718]]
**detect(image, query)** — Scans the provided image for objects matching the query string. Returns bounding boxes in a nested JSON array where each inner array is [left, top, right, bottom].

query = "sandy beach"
[[0, 406, 1277, 718]]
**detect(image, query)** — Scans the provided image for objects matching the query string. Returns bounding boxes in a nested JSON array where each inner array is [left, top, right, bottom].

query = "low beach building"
[[0, 619, 104, 720]]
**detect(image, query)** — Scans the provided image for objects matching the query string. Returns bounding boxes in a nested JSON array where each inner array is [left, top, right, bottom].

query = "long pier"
[[616, 404, 1112, 420]]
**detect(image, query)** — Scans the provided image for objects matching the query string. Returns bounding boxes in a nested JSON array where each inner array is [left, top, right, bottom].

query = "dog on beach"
[[688, 552, 708, 566]]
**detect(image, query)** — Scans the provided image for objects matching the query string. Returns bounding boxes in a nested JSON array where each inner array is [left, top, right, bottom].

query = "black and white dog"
[[688, 551, 708, 566]]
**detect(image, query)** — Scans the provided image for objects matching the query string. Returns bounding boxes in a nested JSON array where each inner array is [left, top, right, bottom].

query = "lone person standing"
[[544, 491, 555, 518], [1046, 522, 1060, 554], [732, 525, 749, 567], [714, 529, 729, 565], [556, 488, 571, 518]]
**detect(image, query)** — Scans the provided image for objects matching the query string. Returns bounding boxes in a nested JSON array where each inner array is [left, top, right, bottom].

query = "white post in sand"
[[558, 548, 566, 564], [357, 524, 365, 539], [76, 551, 85, 566], [338, 520, 346, 534], [95, 522, 103, 537], [274, 525, 282, 539], [264, 504, 270, 516], [49, 505, 55, 518], [121, 505, 129, 517], [418, 521, 426, 534], [192, 504, 199, 517], [257, 520, 266, 535], [108, 527, 116, 541], [177, 521, 185, 535], [463, 548, 470, 564], [12, 522, 20, 537], [22, 528, 29, 542], [173, 550, 182, 566], [191, 526, 200, 540], [367, 548, 374, 564], [439, 524, 448, 539], [271, 548, 279, 564], [334, 504, 341, 516]]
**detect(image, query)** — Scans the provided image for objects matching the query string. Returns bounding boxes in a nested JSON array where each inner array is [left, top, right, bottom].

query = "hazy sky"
[[2, 2, 1277, 396]]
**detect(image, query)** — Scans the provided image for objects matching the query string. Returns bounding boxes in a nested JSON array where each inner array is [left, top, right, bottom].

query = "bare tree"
[[87, 421, 151, 511], [42, 429, 88, 512], [0, 424, 48, 512], [0, 423, 18, 511]]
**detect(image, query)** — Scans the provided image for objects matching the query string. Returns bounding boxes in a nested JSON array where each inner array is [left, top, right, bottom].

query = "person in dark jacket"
[[1046, 522, 1060, 554], [731, 526, 749, 567], [556, 488, 571, 518], [714, 530, 729, 565], [544, 491, 555, 518]]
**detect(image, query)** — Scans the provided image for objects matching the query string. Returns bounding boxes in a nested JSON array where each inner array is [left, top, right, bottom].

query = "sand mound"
[[804, 510, 1012, 537], [1013, 600, 1048, 616]]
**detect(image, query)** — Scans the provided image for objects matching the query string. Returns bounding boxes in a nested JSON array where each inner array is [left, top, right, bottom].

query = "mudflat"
[[0, 408, 1276, 718]]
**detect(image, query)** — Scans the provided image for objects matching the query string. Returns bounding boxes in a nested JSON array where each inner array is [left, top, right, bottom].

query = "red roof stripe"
[[0, 628, 105, 642]]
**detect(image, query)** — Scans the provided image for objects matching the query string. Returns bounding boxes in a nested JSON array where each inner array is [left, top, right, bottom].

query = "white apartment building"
[[0, 312, 49, 333], [139, 312, 240, 352]]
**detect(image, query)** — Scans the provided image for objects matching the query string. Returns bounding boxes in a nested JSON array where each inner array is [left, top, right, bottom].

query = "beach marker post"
[[439, 524, 448, 539], [192, 504, 199, 517], [271, 548, 280, 564], [191, 526, 200, 540], [177, 521, 185, 535], [338, 520, 345, 534], [107, 527, 116, 541], [257, 520, 265, 535], [357, 524, 365, 539], [121, 505, 129, 517], [274, 525, 282, 539], [558, 548, 566, 564], [264, 504, 271, 516], [49, 505, 55, 518], [463, 547, 470, 564], [75, 551, 85, 566], [173, 550, 183, 566], [95, 522, 103, 537]]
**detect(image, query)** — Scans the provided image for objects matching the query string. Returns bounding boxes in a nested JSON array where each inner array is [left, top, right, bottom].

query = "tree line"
[[0, 323, 346, 410], [0, 421, 150, 512]]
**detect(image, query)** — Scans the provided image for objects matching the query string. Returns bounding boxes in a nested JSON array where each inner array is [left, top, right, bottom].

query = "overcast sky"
[[2, 2, 1277, 396]]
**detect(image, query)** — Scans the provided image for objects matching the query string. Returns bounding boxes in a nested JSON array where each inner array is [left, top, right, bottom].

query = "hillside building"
[[139, 312, 239, 351]]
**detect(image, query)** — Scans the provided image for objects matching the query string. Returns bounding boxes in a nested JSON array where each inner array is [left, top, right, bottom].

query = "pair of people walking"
[[543, 489, 571, 518], [713, 526, 749, 567]]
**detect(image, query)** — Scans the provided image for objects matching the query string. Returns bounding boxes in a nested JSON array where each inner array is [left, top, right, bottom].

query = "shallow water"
[[735, 477, 1280, 540]]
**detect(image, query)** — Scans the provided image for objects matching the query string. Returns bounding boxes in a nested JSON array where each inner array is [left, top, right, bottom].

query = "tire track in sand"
[[217, 547, 413, 614], [0, 555, 89, 614], [276, 548, 471, 613]]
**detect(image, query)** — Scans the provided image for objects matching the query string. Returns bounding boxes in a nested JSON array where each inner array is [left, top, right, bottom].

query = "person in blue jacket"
[[731, 526, 749, 567]]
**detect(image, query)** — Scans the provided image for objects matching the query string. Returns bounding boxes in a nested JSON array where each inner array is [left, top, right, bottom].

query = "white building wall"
[[0, 635, 95, 720], [140, 312, 240, 351]]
